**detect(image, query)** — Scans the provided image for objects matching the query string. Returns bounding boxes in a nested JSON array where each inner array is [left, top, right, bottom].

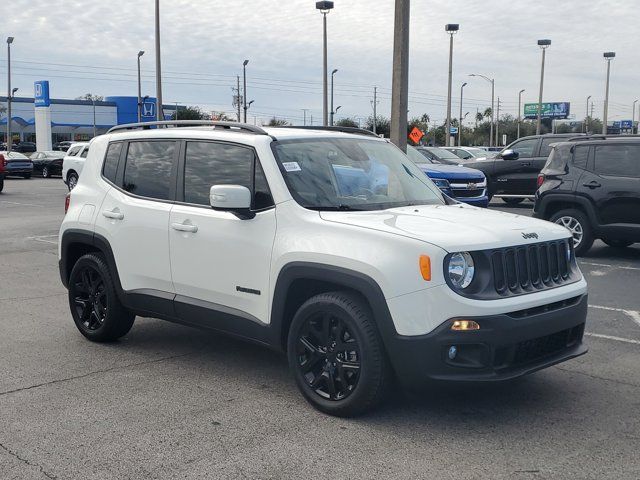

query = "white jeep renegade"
[[59, 121, 588, 416]]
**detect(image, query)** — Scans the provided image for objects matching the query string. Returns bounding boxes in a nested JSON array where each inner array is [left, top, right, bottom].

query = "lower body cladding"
[[383, 294, 588, 385]]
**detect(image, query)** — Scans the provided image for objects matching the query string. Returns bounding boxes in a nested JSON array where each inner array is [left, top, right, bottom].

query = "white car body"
[[61, 142, 89, 188]]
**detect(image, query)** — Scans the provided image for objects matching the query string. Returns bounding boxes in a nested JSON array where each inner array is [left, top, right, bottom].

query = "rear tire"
[[68, 253, 135, 342], [287, 291, 391, 417], [67, 171, 78, 190], [502, 197, 524, 205], [602, 238, 634, 248], [0, 178, 3, 193], [550, 209, 594, 256]]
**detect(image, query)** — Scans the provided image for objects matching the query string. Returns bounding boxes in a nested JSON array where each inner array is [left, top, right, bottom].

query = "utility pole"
[[6, 37, 14, 152], [302, 109, 308, 126], [310, 114, 314, 126], [517, 89, 525, 139], [154, 0, 163, 122], [92, 97, 96, 138], [137, 50, 144, 122], [236, 75, 241, 122], [458, 81, 466, 146], [633, 100, 638, 134], [444, 24, 459, 147], [602, 52, 615, 134], [316, 1, 334, 126], [242, 60, 249, 123], [330, 68, 338, 126], [535, 39, 551, 135], [371, 86, 378, 134], [584, 95, 591, 133], [495, 97, 501, 146], [390, 0, 410, 151]]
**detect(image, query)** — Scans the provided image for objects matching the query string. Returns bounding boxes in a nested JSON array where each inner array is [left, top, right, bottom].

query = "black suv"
[[533, 137, 640, 255], [465, 134, 583, 204]]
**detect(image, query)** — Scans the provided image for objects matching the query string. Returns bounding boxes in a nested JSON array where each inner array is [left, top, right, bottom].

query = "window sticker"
[[283, 161, 302, 172]]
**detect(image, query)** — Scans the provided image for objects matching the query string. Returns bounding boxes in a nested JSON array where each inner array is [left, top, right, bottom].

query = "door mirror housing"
[[209, 185, 254, 219], [501, 149, 519, 160]]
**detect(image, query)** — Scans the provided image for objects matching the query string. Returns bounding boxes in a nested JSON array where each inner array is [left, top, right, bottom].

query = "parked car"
[[59, 121, 588, 416], [11, 141, 37, 154], [407, 146, 488, 207], [442, 146, 494, 163], [62, 142, 90, 190], [0, 153, 4, 192], [415, 146, 470, 165], [534, 137, 640, 256], [31, 151, 66, 178], [0, 151, 33, 179], [53, 141, 74, 152], [464, 134, 584, 204]]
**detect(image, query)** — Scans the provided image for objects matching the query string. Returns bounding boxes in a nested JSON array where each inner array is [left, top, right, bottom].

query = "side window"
[[122, 141, 177, 200], [183, 141, 274, 210], [594, 145, 640, 178], [80, 147, 89, 158], [539, 138, 558, 157], [102, 142, 123, 183], [509, 138, 538, 157], [67, 146, 80, 156], [572, 146, 589, 169]]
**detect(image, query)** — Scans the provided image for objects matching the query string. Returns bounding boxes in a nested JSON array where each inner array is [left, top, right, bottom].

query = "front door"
[[494, 137, 540, 195], [169, 140, 276, 324]]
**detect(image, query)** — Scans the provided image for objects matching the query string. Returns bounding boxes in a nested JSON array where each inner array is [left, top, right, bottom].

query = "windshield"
[[428, 148, 462, 160], [272, 138, 445, 211]]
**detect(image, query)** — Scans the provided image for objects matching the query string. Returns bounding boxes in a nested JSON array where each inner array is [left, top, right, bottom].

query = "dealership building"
[[1, 81, 176, 149]]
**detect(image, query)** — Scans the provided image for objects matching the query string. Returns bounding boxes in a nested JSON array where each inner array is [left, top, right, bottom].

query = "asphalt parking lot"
[[1, 178, 639, 480]]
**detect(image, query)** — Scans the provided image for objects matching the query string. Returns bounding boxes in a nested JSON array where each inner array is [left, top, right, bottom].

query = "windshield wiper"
[[308, 204, 366, 211]]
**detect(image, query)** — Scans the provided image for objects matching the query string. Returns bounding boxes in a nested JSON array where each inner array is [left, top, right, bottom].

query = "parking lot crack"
[[0, 351, 199, 398], [554, 365, 640, 388], [0, 441, 57, 479]]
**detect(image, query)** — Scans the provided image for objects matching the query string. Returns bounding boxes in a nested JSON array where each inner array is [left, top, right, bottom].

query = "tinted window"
[[67, 146, 80, 156], [183, 141, 273, 209], [80, 148, 89, 158], [509, 138, 538, 157], [573, 146, 589, 169], [594, 144, 640, 177], [123, 141, 176, 200], [102, 142, 122, 183], [539, 138, 561, 157]]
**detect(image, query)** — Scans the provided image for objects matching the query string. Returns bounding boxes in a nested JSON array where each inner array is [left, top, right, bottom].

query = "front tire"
[[551, 209, 594, 256], [287, 292, 391, 417], [68, 253, 135, 342], [42, 166, 50, 178]]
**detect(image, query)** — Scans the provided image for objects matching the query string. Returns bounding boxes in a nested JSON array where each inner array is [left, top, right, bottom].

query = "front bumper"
[[385, 293, 588, 386]]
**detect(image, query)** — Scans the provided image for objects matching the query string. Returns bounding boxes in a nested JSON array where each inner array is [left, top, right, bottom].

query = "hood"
[[417, 163, 485, 179], [319, 203, 570, 252]]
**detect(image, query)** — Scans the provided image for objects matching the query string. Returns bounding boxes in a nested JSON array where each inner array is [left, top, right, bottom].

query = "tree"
[[76, 93, 103, 102], [210, 111, 234, 121], [335, 118, 359, 128], [171, 106, 208, 120], [364, 115, 390, 137], [267, 117, 290, 126]]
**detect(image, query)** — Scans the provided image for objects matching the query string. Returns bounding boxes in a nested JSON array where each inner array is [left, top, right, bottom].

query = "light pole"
[[633, 100, 638, 134], [242, 59, 249, 123], [469, 73, 494, 147], [334, 105, 341, 122], [316, 1, 334, 126], [603, 51, 615, 134], [154, 0, 163, 122], [6, 36, 14, 152], [535, 39, 551, 135], [92, 97, 97, 138], [137, 50, 144, 122], [458, 81, 466, 146], [330, 68, 338, 126], [444, 24, 459, 147], [585, 95, 591, 133], [517, 89, 525, 139]]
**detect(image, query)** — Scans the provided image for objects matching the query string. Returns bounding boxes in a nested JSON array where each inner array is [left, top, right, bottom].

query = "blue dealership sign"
[[620, 120, 633, 129], [34, 80, 51, 107], [141, 101, 155, 118]]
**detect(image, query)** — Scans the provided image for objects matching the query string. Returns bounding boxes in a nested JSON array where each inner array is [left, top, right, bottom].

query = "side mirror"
[[209, 185, 254, 219], [501, 149, 519, 160]]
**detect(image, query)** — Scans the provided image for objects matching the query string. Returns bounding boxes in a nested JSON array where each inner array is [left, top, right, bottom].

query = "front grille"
[[512, 324, 584, 366], [451, 188, 485, 198], [491, 240, 572, 296]]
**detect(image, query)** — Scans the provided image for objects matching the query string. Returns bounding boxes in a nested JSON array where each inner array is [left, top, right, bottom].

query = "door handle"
[[520, 162, 532, 166], [171, 222, 198, 233], [102, 209, 124, 220], [582, 181, 601, 189]]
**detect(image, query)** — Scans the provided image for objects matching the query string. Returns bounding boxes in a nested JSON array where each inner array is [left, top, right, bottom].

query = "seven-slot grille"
[[491, 240, 572, 295]]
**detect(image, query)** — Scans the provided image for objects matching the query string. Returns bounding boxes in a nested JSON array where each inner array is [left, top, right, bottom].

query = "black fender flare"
[[537, 193, 598, 226]]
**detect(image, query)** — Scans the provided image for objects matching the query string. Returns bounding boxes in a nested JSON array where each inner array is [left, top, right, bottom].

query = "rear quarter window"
[[542, 145, 571, 174]]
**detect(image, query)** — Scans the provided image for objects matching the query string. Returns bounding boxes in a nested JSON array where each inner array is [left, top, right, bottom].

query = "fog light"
[[451, 320, 480, 331], [448, 346, 457, 360]]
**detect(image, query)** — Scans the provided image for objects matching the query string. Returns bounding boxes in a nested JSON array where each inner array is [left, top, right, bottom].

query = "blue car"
[[407, 146, 488, 207]]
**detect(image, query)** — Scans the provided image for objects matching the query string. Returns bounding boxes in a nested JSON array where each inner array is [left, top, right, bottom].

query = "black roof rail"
[[107, 120, 269, 135], [567, 134, 640, 142], [272, 125, 380, 137]]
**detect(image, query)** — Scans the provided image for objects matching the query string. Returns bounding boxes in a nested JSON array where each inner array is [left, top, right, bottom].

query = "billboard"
[[34, 80, 51, 107], [523, 102, 570, 119]]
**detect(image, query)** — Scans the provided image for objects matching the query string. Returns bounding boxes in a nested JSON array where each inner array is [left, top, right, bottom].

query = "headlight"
[[448, 252, 475, 289], [432, 178, 450, 189]]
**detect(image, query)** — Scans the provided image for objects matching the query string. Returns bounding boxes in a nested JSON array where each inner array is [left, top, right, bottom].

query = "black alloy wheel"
[[72, 265, 108, 332], [296, 311, 361, 401], [42, 166, 50, 178]]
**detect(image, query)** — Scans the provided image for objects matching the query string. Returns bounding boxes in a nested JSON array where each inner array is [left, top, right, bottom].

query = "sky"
[[2, 0, 639, 126]]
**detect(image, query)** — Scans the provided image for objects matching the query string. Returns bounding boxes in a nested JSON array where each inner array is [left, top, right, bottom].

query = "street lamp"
[[6, 36, 14, 152], [335, 105, 341, 120], [242, 59, 249, 123], [316, 1, 334, 126], [535, 39, 551, 135], [585, 95, 592, 133], [444, 23, 459, 147], [330, 68, 338, 126], [469, 73, 495, 147], [633, 99, 638, 134], [136, 50, 145, 122], [92, 97, 97, 138], [458, 81, 467, 146], [517, 89, 525, 139], [603, 51, 615, 134], [154, 0, 163, 122]]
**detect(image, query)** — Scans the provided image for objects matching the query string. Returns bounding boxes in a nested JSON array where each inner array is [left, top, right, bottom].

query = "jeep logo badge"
[[522, 232, 538, 239]]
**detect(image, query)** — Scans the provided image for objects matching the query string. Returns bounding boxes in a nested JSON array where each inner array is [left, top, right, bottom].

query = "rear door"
[[577, 143, 640, 234], [494, 137, 540, 195]]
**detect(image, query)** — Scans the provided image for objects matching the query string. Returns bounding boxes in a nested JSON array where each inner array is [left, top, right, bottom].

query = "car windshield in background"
[[272, 138, 444, 211]]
